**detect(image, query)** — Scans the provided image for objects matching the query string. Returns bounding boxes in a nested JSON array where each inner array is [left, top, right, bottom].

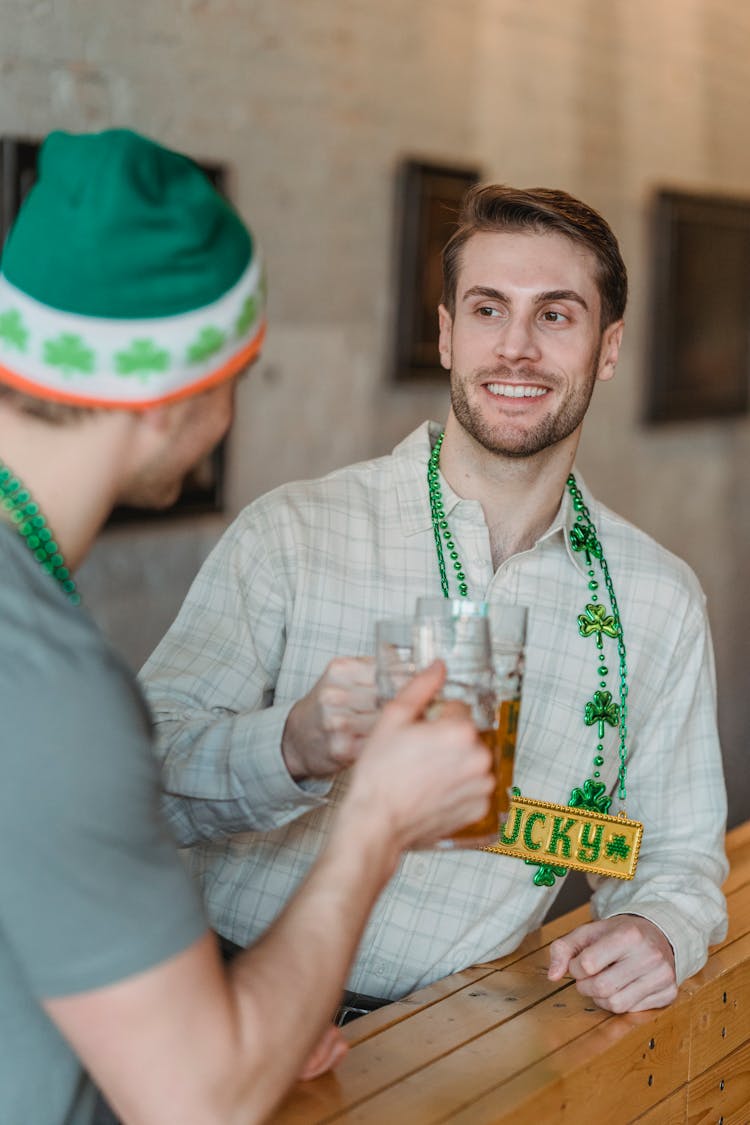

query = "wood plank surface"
[[276, 954, 593, 1124], [684, 931, 750, 1075], [276, 823, 750, 1123], [438, 1000, 690, 1125], [632, 1086, 688, 1124], [444, 925, 750, 1124], [685, 1038, 750, 1124], [320, 987, 618, 1124]]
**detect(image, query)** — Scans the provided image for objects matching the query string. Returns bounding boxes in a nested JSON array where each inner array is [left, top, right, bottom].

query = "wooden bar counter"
[[276, 821, 750, 1123]]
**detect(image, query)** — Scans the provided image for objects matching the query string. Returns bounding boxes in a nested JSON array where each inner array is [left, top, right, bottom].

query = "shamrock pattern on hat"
[[187, 326, 226, 363], [0, 309, 29, 352], [235, 296, 257, 337], [115, 339, 171, 378], [43, 334, 95, 376]]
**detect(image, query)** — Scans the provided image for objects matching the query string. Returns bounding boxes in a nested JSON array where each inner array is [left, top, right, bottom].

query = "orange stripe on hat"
[[0, 322, 266, 411]]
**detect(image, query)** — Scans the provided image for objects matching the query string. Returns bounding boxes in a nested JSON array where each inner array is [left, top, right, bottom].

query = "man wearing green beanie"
[[0, 128, 493, 1125]]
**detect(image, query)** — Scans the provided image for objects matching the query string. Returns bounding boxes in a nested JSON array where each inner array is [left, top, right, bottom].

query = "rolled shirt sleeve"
[[142, 502, 331, 846]]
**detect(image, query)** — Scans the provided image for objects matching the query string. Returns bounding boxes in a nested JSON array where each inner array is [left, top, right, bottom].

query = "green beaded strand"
[[567, 475, 628, 801], [426, 432, 630, 825], [427, 431, 469, 599], [0, 460, 81, 606]]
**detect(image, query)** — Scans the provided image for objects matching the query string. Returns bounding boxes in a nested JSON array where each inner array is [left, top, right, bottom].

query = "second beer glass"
[[413, 602, 498, 847], [415, 598, 527, 848]]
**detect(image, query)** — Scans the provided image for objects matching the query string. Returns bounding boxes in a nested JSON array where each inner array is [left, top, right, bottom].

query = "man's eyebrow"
[[460, 285, 589, 312], [461, 286, 508, 303], [535, 289, 589, 311]]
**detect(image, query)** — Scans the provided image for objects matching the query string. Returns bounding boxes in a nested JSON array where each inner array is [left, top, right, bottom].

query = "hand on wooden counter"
[[547, 914, 678, 1013]]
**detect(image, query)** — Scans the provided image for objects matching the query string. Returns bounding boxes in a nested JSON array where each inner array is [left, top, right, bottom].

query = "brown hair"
[[0, 384, 98, 424], [441, 184, 628, 329]]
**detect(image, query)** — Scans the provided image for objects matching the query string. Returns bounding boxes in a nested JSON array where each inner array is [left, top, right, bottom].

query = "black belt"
[[216, 933, 389, 1028], [335, 990, 391, 1027]]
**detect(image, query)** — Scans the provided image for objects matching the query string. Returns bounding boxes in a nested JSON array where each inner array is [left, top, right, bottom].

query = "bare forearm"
[[47, 667, 490, 1125], [222, 802, 397, 1120], [48, 809, 397, 1125]]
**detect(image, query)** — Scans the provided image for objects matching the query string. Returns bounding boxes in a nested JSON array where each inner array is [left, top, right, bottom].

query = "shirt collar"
[[542, 475, 593, 579], [393, 420, 594, 579], [392, 420, 443, 537]]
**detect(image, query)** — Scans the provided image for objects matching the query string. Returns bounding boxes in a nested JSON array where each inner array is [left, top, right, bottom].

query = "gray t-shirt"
[[0, 526, 207, 1125]]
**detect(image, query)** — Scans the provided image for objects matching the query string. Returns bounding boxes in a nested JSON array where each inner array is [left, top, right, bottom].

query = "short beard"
[[449, 351, 601, 459]]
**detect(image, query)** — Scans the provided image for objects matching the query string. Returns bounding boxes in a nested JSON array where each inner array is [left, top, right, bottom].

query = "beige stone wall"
[[3, 0, 749, 822]]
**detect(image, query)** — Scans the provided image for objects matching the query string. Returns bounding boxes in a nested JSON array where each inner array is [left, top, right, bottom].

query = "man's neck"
[[0, 407, 134, 570], [438, 413, 579, 569]]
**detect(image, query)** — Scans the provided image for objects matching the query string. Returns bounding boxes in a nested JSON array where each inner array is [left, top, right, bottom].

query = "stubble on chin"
[[448, 366, 598, 460]]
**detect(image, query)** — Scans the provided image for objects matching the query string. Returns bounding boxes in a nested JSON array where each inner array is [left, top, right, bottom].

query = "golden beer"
[[451, 698, 520, 843]]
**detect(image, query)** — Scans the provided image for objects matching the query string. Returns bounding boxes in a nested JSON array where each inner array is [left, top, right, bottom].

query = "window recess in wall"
[[647, 189, 750, 423], [392, 159, 480, 382]]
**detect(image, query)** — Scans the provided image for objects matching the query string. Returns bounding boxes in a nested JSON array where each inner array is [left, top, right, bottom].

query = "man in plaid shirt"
[[143, 183, 727, 1018]]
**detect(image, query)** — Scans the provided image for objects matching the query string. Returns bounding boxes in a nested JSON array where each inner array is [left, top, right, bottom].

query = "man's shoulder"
[[1, 527, 103, 656], [1, 528, 148, 741], [593, 497, 704, 603]]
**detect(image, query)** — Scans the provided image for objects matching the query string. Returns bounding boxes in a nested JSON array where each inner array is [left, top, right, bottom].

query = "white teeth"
[[486, 383, 548, 398]]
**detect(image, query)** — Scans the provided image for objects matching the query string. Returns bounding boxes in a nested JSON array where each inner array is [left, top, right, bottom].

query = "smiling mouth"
[[485, 383, 549, 399]]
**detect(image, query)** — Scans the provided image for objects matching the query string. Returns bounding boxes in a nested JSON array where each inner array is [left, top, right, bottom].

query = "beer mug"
[[415, 598, 527, 846], [374, 617, 416, 703], [413, 601, 498, 847]]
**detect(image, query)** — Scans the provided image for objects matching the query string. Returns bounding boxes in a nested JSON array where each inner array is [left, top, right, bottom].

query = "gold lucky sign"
[[483, 794, 643, 882]]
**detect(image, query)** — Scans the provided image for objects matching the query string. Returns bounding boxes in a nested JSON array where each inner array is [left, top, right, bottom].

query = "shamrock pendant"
[[525, 777, 614, 887], [484, 789, 642, 881]]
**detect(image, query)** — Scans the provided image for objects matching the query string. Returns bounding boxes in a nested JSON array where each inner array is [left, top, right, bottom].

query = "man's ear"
[[438, 304, 453, 372], [137, 401, 181, 434], [124, 401, 186, 466], [597, 320, 624, 383]]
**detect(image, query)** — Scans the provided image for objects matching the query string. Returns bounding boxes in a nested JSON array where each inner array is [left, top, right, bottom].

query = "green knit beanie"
[[0, 128, 265, 407]]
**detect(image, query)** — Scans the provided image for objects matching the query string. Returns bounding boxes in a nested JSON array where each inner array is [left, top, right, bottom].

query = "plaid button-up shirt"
[[142, 422, 727, 998]]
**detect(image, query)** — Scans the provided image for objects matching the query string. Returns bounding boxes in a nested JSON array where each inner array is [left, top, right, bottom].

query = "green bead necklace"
[[0, 458, 81, 606], [428, 430, 631, 887]]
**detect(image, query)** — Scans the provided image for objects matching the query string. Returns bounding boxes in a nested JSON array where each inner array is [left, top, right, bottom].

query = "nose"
[[493, 314, 541, 364]]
